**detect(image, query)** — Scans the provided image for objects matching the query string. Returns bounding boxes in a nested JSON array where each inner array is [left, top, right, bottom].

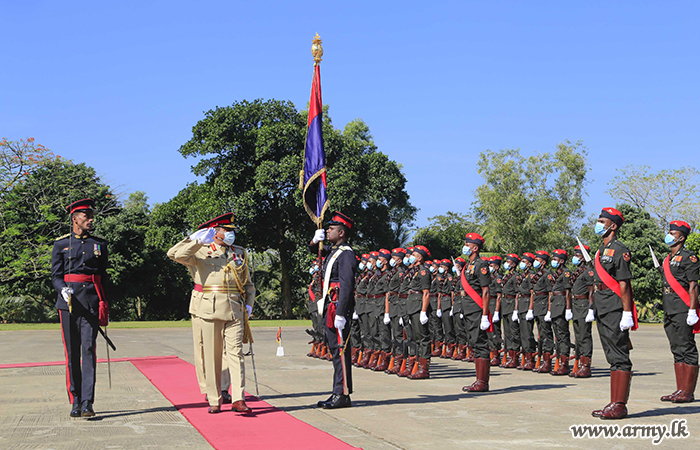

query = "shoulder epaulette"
[[55, 233, 70, 241]]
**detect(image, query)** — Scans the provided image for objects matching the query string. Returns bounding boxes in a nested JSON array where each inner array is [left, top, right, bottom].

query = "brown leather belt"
[[574, 294, 589, 299], [369, 294, 384, 299], [398, 294, 408, 298], [389, 291, 400, 296], [597, 283, 611, 291], [429, 294, 438, 298], [533, 291, 549, 296], [409, 290, 422, 295], [503, 294, 516, 298], [489, 295, 497, 299], [552, 291, 567, 296]]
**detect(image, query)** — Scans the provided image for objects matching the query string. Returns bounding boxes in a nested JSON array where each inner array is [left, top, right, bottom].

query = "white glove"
[[419, 311, 429, 325], [383, 313, 391, 325], [436, 309, 442, 318], [450, 307, 454, 316], [190, 227, 216, 244], [245, 304, 252, 318], [352, 311, 359, 320], [565, 309, 573, 321], [60, 287, 73, 302], [511, 310, 519, 322], [334, 315, 346, 330], [544, 311, 552, 322], [312, 229, 326, 244], [687, 309, 699, 326], [585, 308, 595, 323], [526, 309, 534, 321], [460, 313, 464, 319], [399, 317, 404, 326], [493, 311, 500, 323], [480, 315, 491, 331], [619, 311, 634, 331]]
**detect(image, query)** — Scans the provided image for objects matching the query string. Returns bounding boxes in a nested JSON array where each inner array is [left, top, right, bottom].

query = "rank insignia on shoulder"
[[565, 272, 570, 277], [481, 267, 488, 275], [691, 255, 698, 263], [589, 271, 594, 277], [496, 279, 502, 284], [548, 274, 553, 280], [421, 270, 426, 276], [623, 253, 630, 262]]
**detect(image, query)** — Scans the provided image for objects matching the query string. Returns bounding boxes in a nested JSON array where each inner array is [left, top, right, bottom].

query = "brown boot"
[[490, 350, 501, 366], [453, 344, 466, 360], [398, 356, 416, 377], [572, 356, 592, 378], [366, 350, 379, 369], [502, 350, 518, 368], [522, 352, 535, 371], [375, 352, 390, 371], [599, 370, 632, 420], [350, 347, 360, 365], [466, 347, 475, 362], [324, 345, 334, 360], [442, 343, 456, 359], [387, 354, 403, 374], [661, 362, 684, 401], [307, 342, 317, 358], [408, 357, 430, 379], [463, 358, 490, 392], [672, 364, 698, 403], [357, 349, 371, 368], [534, 352, 552, 373], [551, 356, 570, 376], [431, 341, 444, 357]]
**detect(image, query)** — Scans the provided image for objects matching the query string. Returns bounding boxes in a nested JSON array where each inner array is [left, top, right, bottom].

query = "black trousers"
[[408, 311, 431, 359], [401, 313, 416, 356], [429, 307, 444, 342], [376, 313, 392, 352], [324, 318, 353, 395], [664, 311, 699, 365], [534, 315, 554, 353], [502, 312, 521, 351], [487, 318, 503, 351], [454, 311, 468, 345], [59, 309, 98, 404], [518, 312, 536, 352], [464, 309, 490, 359], [551, 314, 571, 356], [596, 309, 632, 372], [572, 317, 593, 358], [441, 311, 456, 345], [350, 317, 362, 348], [389, 315, 404, 355], [359, 312, 374, 350]]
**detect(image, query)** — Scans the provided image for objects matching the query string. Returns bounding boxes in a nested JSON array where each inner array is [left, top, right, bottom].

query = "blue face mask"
[[452, 266, 459, 273], [309, 267, 315, 274], [503, 262, 511, 271], [389, 259, 397, 267], [551, 260, 559, 269], [594, 222, 608, 236], [376, 260, 384, 268], [367, 262, 373, 270], [222, 231, 236, 246], [408, 255, 416, 264], [519, 261, 527, 270], [571, 256, 581, 266], [403, 257, 410, 266], [489, 266, 495, 273], [664, 234, 677, 246], [438, 267, 445, 274], [533, 260, 541, 269], [429, 266, 435, 273], [462, 245, 472, 256], [358, 263, 365, 271]]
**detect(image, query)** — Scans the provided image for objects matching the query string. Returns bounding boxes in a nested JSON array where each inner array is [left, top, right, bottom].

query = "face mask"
[[572, 256, 581, 265], [664, 234, 678, 246], [403, 257, 410, 266], [594, 222, 608, 236], [376, 260, 384, 268], [429, 266, 435, 273], [309, 267, 315, 274], [452, 266, 459, 273], [408, 255, 416, 264], [519, 261, 527, 270], [551, 260, 559, 269], [533, 260, 541, 269], [489, 266, 495, 273], [222, 231, 236, 246], [438, 267, 445, 274], [359, 263, 365, 270], [366, 262, 373, 270], [503, 262, 511, 270], [389, 259, 397, 267], [462, 245, 472, 256]]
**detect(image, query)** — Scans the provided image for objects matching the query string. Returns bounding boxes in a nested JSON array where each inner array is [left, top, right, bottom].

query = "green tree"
[[177, 99, 416, 318], [0, 137, 57, 197], [412, 212, 480, 259], [606, 165, 700, 230], [686, 233, 700, 255], [472, 140, 589, 254]]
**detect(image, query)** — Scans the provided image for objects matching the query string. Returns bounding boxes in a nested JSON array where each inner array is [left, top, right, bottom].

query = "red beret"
[[465, 232, 485, 247], [535, 250, 550, 261], [414, 245, 431, 259], [391, 247, 406, 257], [600, 207, 624, 227], [552, 249, 567, 259], [670, 220, 691, 236], [506, 253, 520, 263], [522, 252, 536, 263]]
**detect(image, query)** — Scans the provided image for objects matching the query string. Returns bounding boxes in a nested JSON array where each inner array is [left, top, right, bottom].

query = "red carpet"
[[131, 356, 361, 450]]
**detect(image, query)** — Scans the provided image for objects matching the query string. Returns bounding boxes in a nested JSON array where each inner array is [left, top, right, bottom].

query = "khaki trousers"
[[191, 315, 230, 395], [200, 317, 245, 407]]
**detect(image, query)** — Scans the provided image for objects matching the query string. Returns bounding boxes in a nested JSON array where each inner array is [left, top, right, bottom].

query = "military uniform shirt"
[[387, 267, 405, 318], [549, 267, 572, 317], [662, 247, 700, 315], [462, 258, 491, 314], [593, 238, 633, 316], [517, 269, 533, 313], [531, 269, 553, 316], [440, 274, 454, 311], [500, 272, 519, 315]]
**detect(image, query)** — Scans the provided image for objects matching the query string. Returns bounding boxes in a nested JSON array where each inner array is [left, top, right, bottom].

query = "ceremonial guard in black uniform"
[[549, 249, 573, 375], [500, 254, 521, 368], [659, 220, 699, 403], [51, 199, 109, 418], [590, 207, 636, 420], [569, 245, 595, 378], [384, 248, 407, 374], [516, 252, 536, 370], [310, 211, 358, 409], [487, 256, 504, 366], [460, 233, 493, 392]]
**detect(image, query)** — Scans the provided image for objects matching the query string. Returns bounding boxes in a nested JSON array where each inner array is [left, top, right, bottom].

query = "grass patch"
[[0, 319, 312, 331]]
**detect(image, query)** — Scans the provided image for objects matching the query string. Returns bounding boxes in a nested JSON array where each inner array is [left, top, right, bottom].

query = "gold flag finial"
[[311, 33, 323, 66]]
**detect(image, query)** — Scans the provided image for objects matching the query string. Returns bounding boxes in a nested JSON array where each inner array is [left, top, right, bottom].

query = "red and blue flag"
[[301, 64, 329, 225]]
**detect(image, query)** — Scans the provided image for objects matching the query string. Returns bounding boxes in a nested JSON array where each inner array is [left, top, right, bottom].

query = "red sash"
[[64, 274, 106, 303], [309, 282, 316, 302], [460, 265, 494, 332], [326, 282, 340, 329], [594, 251, 638, 331], [663, 255, 700, 334]]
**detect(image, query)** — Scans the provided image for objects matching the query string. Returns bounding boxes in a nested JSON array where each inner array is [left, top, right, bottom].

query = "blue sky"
[[2, 1, 698, 228]]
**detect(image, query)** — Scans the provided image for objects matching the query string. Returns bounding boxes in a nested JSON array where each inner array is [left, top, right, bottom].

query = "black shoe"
[[316, 394, 335, 408], [70, 403, 81, 417], [221, 391, 232, 404], [306, 329, 315, 337], [80, 400, 95, 417], [322, 394, 352, 409]]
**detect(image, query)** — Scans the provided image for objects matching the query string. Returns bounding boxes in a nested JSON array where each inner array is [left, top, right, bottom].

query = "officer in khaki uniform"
[[168, 213, 255, 414]]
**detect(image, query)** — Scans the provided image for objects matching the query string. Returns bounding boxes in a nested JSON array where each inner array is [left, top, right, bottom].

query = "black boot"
[[80, 400, 95, 418], [221, 390, 232, 404], [316, 394, 335, 408], [70, 403, 81, 418], [322, 394, 352, 409]]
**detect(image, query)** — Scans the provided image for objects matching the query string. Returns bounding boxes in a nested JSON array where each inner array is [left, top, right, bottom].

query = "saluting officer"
[[310, 211, 358, 409], [569, 244, 596, 378], [590, 207, 635, 420], [548, 249, 573, 376], [659, 220, 699, 404], [168, 213, 255, 414], [500, 254, 522, 368], [51, 198, 109, 418]]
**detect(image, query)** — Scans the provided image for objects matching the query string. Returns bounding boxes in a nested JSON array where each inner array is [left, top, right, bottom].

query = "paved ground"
[[1, 323, 699, 449]]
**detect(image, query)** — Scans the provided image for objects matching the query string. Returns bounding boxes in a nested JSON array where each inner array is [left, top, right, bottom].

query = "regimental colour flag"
[[300, 64, 329, 226]]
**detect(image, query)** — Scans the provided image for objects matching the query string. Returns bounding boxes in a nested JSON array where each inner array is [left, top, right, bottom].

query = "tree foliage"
[[472, 140, 589, 254], [411, 212, 479, 259], [0, 137, 57, 197]]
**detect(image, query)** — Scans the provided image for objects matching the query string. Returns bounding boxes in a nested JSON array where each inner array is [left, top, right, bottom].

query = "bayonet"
[[576, 236, 592, 263]]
